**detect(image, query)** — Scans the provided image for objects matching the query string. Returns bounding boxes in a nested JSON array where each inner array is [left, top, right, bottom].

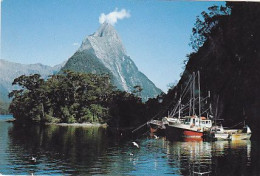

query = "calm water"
[[0, 115, 260, 175]]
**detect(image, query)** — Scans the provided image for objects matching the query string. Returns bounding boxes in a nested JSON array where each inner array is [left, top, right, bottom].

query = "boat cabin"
[[183, 116, 212, 128]]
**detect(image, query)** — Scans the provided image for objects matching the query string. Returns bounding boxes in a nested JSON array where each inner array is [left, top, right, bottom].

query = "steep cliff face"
[[61, 23, 162, 101], [170, 2, 260, 134]]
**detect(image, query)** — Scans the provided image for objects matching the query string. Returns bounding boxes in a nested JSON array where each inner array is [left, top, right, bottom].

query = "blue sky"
[[1, 0, 224, 92]]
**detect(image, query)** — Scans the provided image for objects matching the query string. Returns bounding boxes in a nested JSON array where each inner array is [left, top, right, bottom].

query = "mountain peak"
[[79, 23, 125, 55], [94, 22, 118, 37], [62, 23, 162, 101]]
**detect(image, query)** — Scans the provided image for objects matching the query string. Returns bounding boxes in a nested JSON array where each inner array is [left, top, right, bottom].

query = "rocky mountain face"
[[160, 2, 260, 137], [61, 23, 162, 101], [0, 59, 63, 112]]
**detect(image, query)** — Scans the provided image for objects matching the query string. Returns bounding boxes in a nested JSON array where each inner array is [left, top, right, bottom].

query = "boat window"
[[193, 119, 195, 124], [202, 121, 205, 124], [184, 118, 189, 124]]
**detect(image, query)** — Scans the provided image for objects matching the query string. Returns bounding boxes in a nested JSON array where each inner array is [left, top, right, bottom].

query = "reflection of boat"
[[164, 72, 212, 140], [164, 137, 252, 176], [165, 140, 213, 175], [183, 137, 203, 142]]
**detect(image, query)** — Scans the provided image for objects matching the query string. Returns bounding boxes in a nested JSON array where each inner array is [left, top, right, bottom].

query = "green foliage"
[[9, 71, 147, 127], [108, 91, 147, 128], [189, 5, 230, 51], [60, 51, 113, 79], [9, 71, 114, 123], [132, 85, 143, 97]]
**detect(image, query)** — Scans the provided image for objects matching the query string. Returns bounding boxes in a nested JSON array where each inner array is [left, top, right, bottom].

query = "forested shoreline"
[[9, 71, 151, 128]]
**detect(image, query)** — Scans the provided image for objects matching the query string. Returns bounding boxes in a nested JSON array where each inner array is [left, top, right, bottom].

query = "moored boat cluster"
[[148, 116, 252, 141], [147, 71, 252, 141]]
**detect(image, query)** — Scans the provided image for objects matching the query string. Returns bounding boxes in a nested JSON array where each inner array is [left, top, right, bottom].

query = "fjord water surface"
[[0, 115, 259, 175]]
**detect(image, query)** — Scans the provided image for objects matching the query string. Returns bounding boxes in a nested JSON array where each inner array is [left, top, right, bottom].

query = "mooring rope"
[[229, 121, 243, 128]]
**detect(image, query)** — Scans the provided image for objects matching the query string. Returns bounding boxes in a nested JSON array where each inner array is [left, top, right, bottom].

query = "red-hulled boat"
[[164, 71, 213, 141], [164, 116, 212, 140]]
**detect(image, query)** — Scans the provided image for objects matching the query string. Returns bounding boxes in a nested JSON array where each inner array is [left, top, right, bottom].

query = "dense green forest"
[[9, 71, 149, 128]]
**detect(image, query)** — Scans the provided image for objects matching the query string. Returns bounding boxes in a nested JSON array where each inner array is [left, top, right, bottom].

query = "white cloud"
[[73, 42, 79, 46], [99, 8, 130, 25]]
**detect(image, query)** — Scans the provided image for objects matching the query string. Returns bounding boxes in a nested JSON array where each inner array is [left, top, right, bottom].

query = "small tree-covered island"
[[9, 71, 148, 128]]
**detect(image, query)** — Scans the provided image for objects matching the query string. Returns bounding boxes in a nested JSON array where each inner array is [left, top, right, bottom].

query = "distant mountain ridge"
[[0, 59, 64, 104], [61, 23, 162, 100]]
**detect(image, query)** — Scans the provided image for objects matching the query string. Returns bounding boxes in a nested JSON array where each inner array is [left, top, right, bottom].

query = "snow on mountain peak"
[[79, 23, 126, 59], [94, 22, 118, 37], [77, 23, 129, 91]]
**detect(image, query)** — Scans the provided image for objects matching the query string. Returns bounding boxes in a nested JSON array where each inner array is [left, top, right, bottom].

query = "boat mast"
[[192, 72, 195, 115], [208, 91, 211, 119], [198, 71, 201, 118], [189, 83, 192, 116], [215, 95, 219, 125], [178, 98, 181, 119]]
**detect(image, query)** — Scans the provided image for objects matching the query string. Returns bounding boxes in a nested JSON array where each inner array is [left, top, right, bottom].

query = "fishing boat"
[[147, 119, 166, 135], [165, 116, 212, 139], [225, 125, 252, 140], [164, 71, 213, 140], [210, 125, 231, 140]]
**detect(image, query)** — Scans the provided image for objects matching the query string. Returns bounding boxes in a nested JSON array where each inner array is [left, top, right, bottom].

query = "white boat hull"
[[214, 133, 231, 140]]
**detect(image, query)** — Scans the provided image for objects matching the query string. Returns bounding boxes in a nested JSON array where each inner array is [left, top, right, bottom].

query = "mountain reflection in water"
[[0, 116, 259, 175]]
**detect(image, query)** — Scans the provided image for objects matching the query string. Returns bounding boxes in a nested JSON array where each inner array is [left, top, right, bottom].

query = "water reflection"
[[7, 124, 109, 175], [0, 118, 259, 175], [165, 140, 253, 175]]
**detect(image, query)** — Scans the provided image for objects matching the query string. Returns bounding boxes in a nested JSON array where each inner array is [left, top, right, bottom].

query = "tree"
[[9, 71, 148, 128], [9, 74, 45, 122], [132, 85, 143, 98], [189, 5, 230, 51]]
